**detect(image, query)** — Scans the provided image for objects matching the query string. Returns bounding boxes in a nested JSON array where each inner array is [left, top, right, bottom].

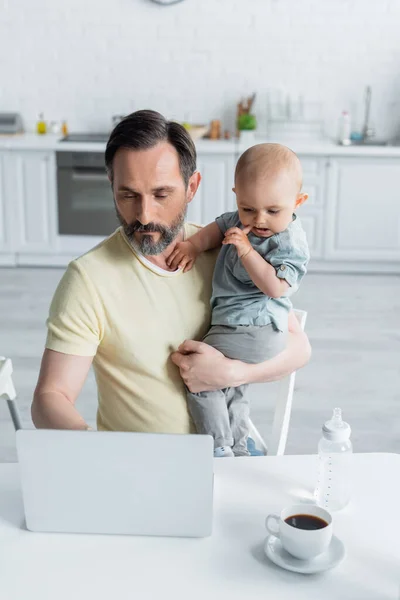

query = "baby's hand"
[[222, 225, 253, 258], [167, 240, 199, 272]]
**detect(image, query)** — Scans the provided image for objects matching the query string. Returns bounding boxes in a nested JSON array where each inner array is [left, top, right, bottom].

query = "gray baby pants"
[[186, 324, 287, 456]]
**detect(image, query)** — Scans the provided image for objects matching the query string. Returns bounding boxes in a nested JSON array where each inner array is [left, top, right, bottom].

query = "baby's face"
[[234, 171, 306, 238]]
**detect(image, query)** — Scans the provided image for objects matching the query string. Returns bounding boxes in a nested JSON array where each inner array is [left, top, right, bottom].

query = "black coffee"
[[284, 514, 328, 530]]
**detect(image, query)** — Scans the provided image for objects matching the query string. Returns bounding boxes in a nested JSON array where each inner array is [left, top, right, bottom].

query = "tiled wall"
[[1, 0, 400, 138]]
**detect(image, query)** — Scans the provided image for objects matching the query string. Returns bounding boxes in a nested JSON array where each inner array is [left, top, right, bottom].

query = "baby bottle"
[[314, 408, 353, 511]]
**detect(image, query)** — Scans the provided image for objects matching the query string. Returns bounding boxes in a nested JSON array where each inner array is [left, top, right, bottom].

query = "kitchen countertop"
[[0, 134, 236, 154], [1, 133, 400, 157], [237, 136, 400, 157]]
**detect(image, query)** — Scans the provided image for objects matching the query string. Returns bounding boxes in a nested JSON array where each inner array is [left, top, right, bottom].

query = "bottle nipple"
[[323, 407, 351, 441], [332, 407, 343, 426]]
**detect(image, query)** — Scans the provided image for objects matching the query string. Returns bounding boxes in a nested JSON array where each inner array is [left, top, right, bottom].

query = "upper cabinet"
[[325, 158, 400, 261]]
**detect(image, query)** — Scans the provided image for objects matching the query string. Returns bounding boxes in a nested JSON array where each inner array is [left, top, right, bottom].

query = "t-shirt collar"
[[120, 224, 187, 277]]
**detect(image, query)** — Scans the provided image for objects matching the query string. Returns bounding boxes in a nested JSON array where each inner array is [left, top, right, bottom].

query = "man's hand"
[[222, 225, 252, 258], [170, 310, 311, 393], [170, 340, 244, 393], [166, 240, 199, 272]]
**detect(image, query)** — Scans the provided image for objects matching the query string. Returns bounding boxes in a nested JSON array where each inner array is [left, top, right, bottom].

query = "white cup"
[[265, 504, 333, 560]]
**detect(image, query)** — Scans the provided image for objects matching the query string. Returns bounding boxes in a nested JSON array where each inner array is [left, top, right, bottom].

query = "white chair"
[[0, 356, 22, 431], [1, 308, 307, 453], [248, 308, 307, 456]]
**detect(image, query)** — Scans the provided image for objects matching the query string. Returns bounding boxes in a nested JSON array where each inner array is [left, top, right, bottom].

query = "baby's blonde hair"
[[235, 143, 303, 191]]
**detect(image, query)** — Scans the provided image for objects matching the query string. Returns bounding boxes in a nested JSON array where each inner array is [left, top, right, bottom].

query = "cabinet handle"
[[72, 170, 109, 182]]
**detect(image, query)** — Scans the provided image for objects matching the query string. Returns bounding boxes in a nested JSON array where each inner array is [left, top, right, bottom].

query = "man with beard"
[[31, 110, 311, 434]]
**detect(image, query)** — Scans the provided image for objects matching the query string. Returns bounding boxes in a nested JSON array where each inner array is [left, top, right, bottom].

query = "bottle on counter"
[[36, 113, 47, 135], [209, 119, 222, 140], [49, 121, 61, 135], [61, 120, 69, 137], [338, 111, 351, 146], [314, 408, 353, 511]]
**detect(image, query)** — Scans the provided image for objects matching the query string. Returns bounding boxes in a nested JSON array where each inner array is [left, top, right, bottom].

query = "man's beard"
[[115, 206, 187, 256]]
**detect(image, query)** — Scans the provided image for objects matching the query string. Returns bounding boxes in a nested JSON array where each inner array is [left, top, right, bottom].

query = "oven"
[[56, 151, 119, 237]]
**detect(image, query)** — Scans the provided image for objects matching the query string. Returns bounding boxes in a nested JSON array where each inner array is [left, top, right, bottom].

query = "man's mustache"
[[126, 221, 167, 236]]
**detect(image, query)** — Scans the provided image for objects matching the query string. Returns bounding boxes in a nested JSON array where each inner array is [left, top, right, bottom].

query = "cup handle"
[[265, 514, 280, 538]]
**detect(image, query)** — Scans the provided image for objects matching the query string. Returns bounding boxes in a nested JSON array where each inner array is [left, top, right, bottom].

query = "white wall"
[[1, 0, 400, 138]]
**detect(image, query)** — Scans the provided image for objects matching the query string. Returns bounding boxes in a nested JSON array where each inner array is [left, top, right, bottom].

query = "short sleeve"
[[267, 227, 310, 292], [215, 211, 241, 234], [45, 261, 105, 356]]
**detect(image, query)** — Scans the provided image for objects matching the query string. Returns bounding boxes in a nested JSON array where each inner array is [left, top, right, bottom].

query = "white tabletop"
[[0, 454, 399, 600]]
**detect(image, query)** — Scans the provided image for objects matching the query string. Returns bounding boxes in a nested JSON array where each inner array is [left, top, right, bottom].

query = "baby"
[[168, 143, 310, 457]]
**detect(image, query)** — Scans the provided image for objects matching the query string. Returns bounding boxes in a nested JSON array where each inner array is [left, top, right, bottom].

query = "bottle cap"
[[322, 408, 351, 442]]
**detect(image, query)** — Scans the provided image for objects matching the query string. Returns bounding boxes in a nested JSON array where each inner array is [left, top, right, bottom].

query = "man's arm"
[[170, 311, 311, 393], [31, 349, 93, 430], [237, 310, 311, 384]]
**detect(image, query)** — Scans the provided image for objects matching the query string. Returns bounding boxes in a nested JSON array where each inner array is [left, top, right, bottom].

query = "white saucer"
[[264, 534, 345, 575]]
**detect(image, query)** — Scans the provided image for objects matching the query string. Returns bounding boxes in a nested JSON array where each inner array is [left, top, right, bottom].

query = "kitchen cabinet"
[[0, 153, 16, 265], [0, 138, 399, 272], [325, 158, 400, 262], [187, 153, 236, 224], [297, 156, 327, 259], [7, 151, 58, 259]]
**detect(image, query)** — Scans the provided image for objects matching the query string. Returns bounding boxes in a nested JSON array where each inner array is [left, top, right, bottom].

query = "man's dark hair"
[[105, 109, 197, 187]]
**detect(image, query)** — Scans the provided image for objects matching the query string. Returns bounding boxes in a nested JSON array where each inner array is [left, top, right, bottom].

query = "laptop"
[[16, 429, 214, 537]]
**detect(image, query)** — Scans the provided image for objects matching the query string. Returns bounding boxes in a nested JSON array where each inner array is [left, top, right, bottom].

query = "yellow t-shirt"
[[46, 224, 218, 433]]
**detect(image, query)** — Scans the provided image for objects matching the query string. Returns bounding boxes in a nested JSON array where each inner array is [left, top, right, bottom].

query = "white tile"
[[1, 1, 400, 136]]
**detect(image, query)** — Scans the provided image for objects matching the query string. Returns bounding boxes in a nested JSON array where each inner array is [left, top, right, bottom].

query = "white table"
[[0, 454, 399, 600]]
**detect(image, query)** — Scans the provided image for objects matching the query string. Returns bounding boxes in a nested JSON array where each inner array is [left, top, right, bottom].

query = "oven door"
[[57, 152, 119, 236]]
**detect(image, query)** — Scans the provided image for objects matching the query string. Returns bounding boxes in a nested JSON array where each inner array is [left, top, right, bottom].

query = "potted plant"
[[237, 93, 257, 143]]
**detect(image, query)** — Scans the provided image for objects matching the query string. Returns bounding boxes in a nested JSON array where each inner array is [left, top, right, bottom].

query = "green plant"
[[238, 113, 257, 131]]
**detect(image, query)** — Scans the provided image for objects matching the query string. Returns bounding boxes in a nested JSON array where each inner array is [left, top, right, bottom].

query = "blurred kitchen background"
[[0, 0, 399, 460]]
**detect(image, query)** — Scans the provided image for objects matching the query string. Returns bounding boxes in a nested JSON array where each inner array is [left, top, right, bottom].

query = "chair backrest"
[[248, 308, 307, 456], [0, 356, 22, 431]]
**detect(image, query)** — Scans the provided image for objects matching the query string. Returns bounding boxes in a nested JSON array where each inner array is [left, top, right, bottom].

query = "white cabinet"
[[0, 153, 16, 265], [296, 156, 327, 259], [0, 143, 400, 272], [300, 214, 323, 258], [326, 158, 400, 261], [5, 151, 58, 258], [187, 153, 236, 225]]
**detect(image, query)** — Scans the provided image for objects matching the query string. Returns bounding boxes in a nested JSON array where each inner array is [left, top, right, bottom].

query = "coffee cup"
[[265, 504, 333, 560]]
